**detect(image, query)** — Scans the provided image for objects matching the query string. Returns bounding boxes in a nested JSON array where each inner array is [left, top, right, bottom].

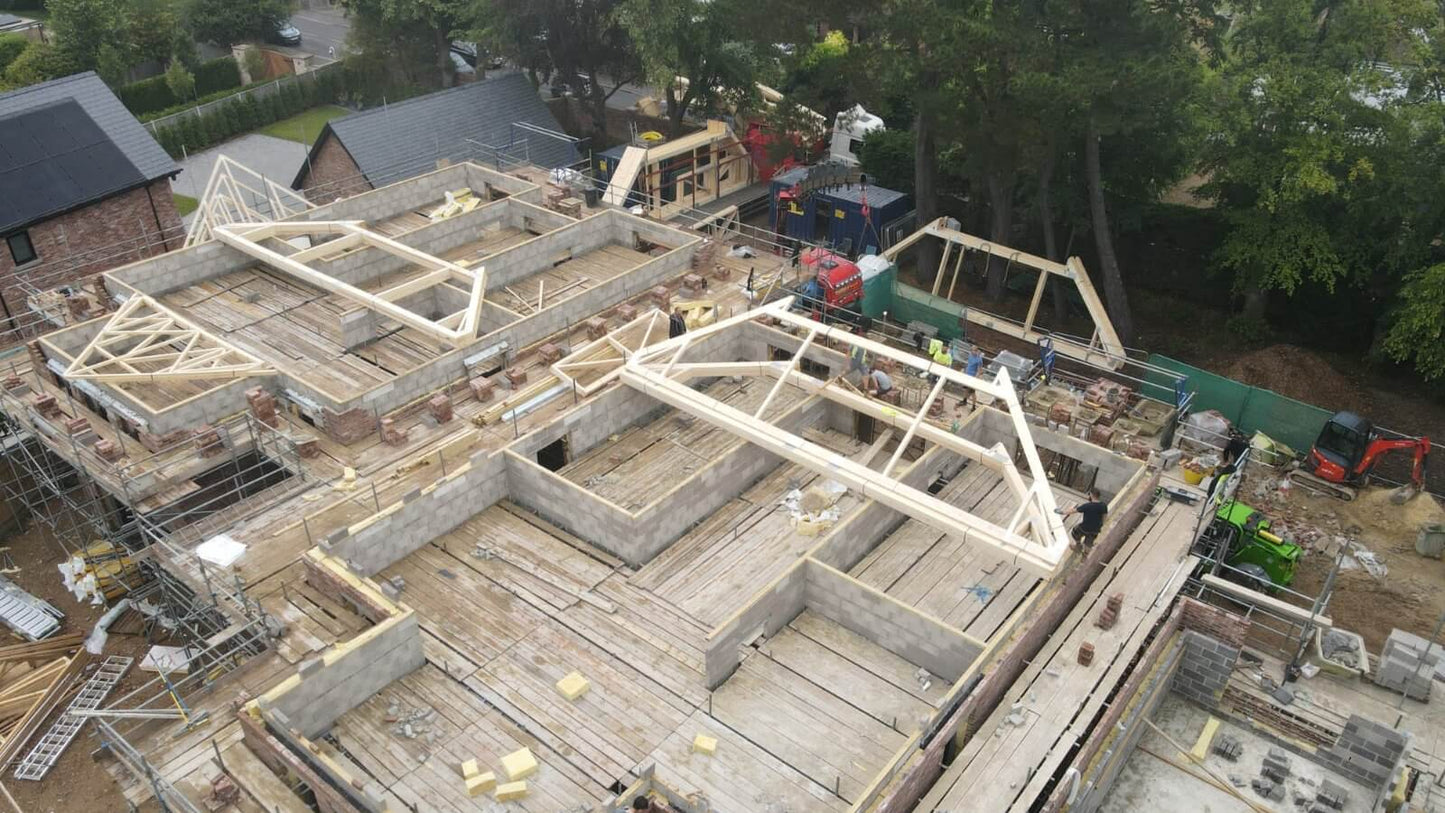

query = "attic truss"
[[551, 309, 671, 395], [213, 221, 487, 348], [184, 156, 316, 247], [65, 295, 273, 384], [884, 219, 1126, 369], [619, 297, 1072, 577]]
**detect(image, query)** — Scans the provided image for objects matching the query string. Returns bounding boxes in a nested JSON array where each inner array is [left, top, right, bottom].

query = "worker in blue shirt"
[[965, 346, 984, 377]]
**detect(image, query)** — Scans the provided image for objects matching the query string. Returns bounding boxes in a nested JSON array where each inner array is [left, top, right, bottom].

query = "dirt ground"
[[1235, 471, 1445, 656], [0, 515, 158, 813]]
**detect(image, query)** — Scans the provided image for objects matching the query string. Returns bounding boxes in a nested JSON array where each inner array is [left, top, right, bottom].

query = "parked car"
[[268, 20, 302, 47]]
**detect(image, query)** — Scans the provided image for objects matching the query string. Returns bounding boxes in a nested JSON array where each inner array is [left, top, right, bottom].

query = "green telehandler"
[[1194, 500, 1302, 592]]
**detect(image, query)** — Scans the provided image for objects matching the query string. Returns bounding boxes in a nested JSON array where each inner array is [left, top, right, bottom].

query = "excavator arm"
[[1357, 436, 1431, 489]]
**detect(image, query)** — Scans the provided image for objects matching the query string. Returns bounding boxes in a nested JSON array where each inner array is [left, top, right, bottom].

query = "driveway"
[[292, 6, 351, 61], [172, 134, 311, 216]]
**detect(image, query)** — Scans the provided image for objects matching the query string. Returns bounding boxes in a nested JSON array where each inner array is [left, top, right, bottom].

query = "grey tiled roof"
[[303, 73, 579, 188], [0, 72, 179, 233]]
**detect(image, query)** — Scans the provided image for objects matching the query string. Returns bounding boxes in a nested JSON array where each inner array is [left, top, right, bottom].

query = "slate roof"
[[297, 73, 579, 189], [0, 72, 179, 234]]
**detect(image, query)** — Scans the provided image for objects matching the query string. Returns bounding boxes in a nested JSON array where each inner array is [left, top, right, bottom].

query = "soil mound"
[[1223, 344, 1372, 414]]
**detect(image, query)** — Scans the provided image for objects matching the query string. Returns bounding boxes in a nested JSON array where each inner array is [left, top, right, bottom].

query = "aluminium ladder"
[[13, 656, 133, 780]]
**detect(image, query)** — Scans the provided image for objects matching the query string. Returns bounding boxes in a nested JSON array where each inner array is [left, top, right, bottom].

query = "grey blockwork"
[[107, 238, 258, 298], [804, 559, 982, 682], [1316, 715, 1410, 793], [1373, 628, 1438, 701], [267, 611, 424, 738], [704, 561, 808, 689], [291, 162, 542, 224], [964, 407, 1141, 496], [1074, 639, 1184, 813], [328, 449, 509, 576], [1171, 630, 1239, 707], [813, 446, 967, 572]]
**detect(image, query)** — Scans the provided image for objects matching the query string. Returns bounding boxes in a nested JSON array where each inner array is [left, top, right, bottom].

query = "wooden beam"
[[290, 232, 363, 263], [882, 376, 945, 477], [753, 328, 816, 419], [1200, 575, 1332, 629]]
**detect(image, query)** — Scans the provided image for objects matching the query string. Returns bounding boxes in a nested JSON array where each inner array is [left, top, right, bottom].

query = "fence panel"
[[1147, 353, 1331, 452]]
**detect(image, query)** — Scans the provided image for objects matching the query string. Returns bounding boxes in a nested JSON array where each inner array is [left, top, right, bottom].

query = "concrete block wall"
[[1171, 630, 1239, 709], [147, 377, 253, 434], [327, 448, 509, 576], [481, 211, 619, 291], [965, 407, 1142, 495], [805, 559, 982, 683], [294, 164, 475, 224], [704, 559, 808, 688], [1317, 715, 1410, 793], [508, 383, 664, 463], [813, 448, 967, 572], [463, 163, 543, 204], [265, 609, 424, 738], [106, 239, 256, 297]]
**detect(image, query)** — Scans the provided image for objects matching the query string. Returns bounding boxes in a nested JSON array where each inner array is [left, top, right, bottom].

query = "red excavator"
[[1294, 411, 1430, 502]]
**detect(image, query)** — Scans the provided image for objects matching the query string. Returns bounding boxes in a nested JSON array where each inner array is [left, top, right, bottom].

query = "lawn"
[[258, 105, 351, 146], [173, 194, 198, 217]]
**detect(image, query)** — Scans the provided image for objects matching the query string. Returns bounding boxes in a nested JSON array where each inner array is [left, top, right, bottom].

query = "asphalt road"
[[291, 6, 351, 61]]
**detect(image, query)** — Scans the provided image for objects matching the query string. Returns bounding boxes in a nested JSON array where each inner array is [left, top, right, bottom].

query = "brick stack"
[[505, 368, 528, 388], [711, 262, 732, 281], [648, 286, 670, 309], [468, 376, 495, 403], [537, 343, 563, 365], [556, 197, 583, 218], [246, 387, 280, 428], [681, 273, 707, 296], [584, 317, 609, 340], [65, 294, 91, 322], [94, 439, 123, 462], [1096, 593, 1122, 630], [1077, 643, 1094, 666], [1317, 715, 1408, 793], [1048, 401, 1073, 427], [193, 425, 224, 457], [25, 341, 45, 376], [1373, 628, 1438, 701], [34, 393, 61, 419], [691, 239, 718, 270], [295, 437, 321, 459], [615, 303, 638, 322], [1180, 598, 1250, 647], [380, 418, 408, 446], [428, 395, 453, 424], [3, 375, 28, 395], [63, 417, 90, 436], [139, 428, 188, 452]]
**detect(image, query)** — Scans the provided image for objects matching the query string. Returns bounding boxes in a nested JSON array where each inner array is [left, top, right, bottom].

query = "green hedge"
[[117, 57, 241, 117], [152, 69, 347, 158]]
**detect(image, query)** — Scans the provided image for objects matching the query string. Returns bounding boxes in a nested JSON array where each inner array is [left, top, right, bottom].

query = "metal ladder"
[[14, 656, 133, 780], [0, 576, 62, 641]]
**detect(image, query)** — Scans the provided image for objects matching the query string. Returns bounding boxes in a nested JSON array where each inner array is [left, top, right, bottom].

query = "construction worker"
[[966, 346, 984, 378], [668, 307, 687, 339], [864, 364, 893, 398], [1058, 489, 1108, 553], [929, 341, 952, 385], [632, 796, 673, 812]]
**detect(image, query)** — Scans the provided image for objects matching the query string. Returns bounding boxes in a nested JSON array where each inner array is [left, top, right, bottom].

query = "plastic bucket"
[[1182, 467, 1211, 486], [1418, 524, 1445, 559]]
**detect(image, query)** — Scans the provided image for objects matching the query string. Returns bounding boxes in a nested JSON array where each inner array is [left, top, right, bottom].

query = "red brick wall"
[[1179, 596, 1250, 647], [299, 136, 372, 204], [321, 406, 376, 445], [0, 179, 180, 340]]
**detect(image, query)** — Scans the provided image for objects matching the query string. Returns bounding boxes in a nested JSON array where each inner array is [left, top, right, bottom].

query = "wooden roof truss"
[[620, 297, 1072, 577], [64, 295, 273, 384], [884, 218, 1126, 369], [213, 221, 487, 348], [184, 155, 316, 247], [551, 309, 671, 396]]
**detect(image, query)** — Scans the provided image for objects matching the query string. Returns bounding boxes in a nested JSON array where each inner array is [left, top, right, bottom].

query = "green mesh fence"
[[1145, 354, 1332, 453]]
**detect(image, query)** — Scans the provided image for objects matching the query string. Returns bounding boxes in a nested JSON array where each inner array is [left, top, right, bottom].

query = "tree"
[[472, 0, 641, 137], [1202, 0, 1431, 330], [184, 0, 289, 47], [3, 42, 71, 87], [164, 60, 196, 103], [615, 0, 765, 136], [47, 0, 128, 75], [0, 34, 29, 77], [344, 0, 467, 88]]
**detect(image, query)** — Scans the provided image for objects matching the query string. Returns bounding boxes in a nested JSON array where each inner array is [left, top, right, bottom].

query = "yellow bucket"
[[1182, 466, 1213, 486]]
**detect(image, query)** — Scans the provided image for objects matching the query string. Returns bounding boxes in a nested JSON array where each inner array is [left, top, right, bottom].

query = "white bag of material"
[[1182, 410, 1230, 444]]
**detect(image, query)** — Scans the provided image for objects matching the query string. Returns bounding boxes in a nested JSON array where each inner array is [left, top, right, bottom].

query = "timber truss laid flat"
[[213, 221, 487, 348], [619, 297, 1072, 577], [65, 295, 273, 384], [884, 218, 1126, 368], [551, 308, 671, 395], [184, 155, 316, 247]]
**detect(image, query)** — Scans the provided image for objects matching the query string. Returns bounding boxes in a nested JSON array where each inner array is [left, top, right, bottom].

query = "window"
[[6, 231, 36, 266]]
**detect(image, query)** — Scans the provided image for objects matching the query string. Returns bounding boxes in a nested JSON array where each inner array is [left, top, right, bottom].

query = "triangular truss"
[[619, 297, 1073, 577], [65, 296, 273, 384], [185, 156, 316, 247], [551, 309, 671, 395]]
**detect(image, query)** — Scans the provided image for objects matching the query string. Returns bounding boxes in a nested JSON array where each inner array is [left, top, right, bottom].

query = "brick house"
[[0, 72, 182, 340], [293, 73, 579, 203]]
